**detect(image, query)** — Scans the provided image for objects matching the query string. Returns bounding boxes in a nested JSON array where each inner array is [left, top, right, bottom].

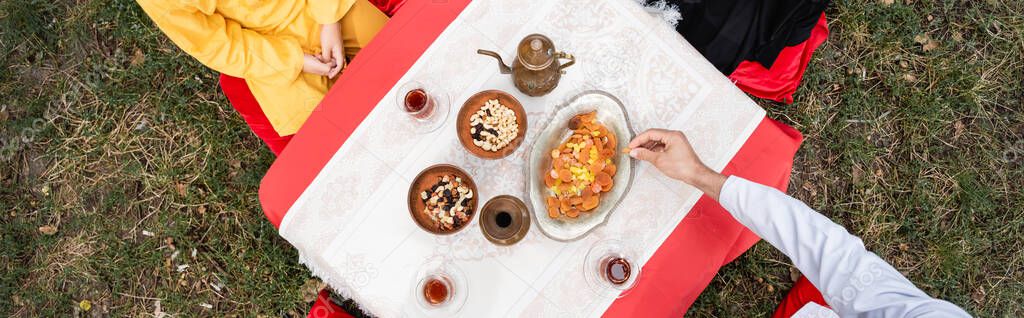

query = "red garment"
[[307, 289, 355, 318], [368, 0, 406, 17], [219, 74, 294, 156], [772, 276, 830, 318], [729, 13, 829, 104]]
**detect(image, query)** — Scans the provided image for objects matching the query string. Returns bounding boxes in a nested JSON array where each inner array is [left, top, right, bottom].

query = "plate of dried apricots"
[[527, 91, 636, 241]]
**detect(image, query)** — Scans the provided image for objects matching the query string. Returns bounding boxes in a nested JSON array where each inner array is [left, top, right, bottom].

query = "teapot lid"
[[517, 34, 555, 70]]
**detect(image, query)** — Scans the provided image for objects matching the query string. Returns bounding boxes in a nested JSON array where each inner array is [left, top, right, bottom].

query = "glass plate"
[[525, 90, 636, 241]]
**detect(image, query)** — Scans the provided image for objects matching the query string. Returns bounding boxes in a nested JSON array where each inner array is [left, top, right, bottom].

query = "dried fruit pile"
[[544, 111, 618, 219]]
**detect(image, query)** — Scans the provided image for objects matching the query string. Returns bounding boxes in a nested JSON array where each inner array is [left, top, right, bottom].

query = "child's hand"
[[302, 54, 340, 77], [319, 23, 345, 78]]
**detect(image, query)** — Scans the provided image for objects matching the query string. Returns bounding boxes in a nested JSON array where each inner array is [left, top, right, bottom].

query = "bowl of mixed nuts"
[[408, 164, 479, 235], [456, 90, 527, 159]]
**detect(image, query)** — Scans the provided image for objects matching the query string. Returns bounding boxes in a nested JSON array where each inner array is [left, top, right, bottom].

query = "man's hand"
[[627, 129, 728, 200], [302, 54, 339, 77], [319, 23, 345, 78]]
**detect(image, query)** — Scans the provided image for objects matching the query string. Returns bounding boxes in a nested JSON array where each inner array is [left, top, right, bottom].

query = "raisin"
[[472, 124, 485, 141]]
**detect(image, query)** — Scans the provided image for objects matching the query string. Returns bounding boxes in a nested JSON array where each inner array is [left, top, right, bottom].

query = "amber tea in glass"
[[404, 88, 436, 119], [422, 276, 452, 306], [602, 257, 632, 285]]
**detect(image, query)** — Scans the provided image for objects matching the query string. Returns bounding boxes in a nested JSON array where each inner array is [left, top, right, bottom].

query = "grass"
[[1, 0, 1022, 316]]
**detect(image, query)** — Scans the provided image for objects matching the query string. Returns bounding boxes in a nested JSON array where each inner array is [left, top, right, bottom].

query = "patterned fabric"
[[277, 0, 769, 316]]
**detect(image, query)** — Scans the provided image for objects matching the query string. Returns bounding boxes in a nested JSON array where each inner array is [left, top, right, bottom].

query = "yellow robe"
[[137, 0, 388, 135]]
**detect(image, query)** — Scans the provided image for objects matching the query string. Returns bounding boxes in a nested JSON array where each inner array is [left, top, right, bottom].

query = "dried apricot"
[[557, 169, 573, 182], [581, 195, 599, 211], [558, 183, 574, 194], [548, 205, 561, 218], [581, 188, 594, 199], [544, 171, 557, 187], [603, 163, 617, 175], [596, 172, 613, 187], [604, 128, 617, 149], [565, 206, 580, 218], [546, 197, 560, 218], [579, 111, 597, 122], [588, 161, 605, 175]]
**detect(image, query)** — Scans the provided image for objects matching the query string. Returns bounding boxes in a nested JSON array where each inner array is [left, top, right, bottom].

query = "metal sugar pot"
[[478, 34, 575, 97]]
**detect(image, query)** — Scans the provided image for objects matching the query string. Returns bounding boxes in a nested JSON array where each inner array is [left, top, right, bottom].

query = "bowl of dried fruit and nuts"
[[457, 90, 528, 159], [408, 164, 479, 235]]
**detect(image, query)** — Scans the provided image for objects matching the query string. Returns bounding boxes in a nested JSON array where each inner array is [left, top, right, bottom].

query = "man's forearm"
[[686, 166, 727, 201]]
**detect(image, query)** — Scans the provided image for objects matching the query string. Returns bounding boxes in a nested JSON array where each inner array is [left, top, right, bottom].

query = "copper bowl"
[[456, 90, 528, 159], [408, 164, 479, 235]]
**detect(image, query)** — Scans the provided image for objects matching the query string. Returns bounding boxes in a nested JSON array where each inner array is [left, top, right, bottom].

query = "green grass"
[[2, 0, 1022, 316]]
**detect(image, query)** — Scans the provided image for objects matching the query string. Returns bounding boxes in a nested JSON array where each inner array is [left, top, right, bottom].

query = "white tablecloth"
[[279, 0, 766, 316]]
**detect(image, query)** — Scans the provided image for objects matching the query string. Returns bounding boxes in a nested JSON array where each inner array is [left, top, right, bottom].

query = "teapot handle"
[[557, 52, 576, 72], [477, 49, 513, 75]]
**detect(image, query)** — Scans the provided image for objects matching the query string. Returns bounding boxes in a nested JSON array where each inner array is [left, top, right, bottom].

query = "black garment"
[[653, 0, 829, 74]]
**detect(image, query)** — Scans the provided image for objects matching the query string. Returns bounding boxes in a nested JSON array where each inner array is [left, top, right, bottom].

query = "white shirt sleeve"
[[717, 176, 970, 318]]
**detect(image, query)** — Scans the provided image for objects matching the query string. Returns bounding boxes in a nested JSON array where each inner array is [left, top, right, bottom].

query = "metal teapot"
[[477, 34, 575, 97]]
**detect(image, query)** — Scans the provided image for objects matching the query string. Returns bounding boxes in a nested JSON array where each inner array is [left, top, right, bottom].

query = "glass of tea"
[[414, 258, 467, 316], [421, 275, 452, 305], [583, 239, 641, 297], [396, 81, 449, 133]]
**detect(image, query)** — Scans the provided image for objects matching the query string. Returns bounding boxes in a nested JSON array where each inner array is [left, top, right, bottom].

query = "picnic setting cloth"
[[258, 0, 803, 316]]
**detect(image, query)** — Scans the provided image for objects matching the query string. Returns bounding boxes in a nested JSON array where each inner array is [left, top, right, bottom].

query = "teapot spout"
[[477, 49, 513, 75]]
